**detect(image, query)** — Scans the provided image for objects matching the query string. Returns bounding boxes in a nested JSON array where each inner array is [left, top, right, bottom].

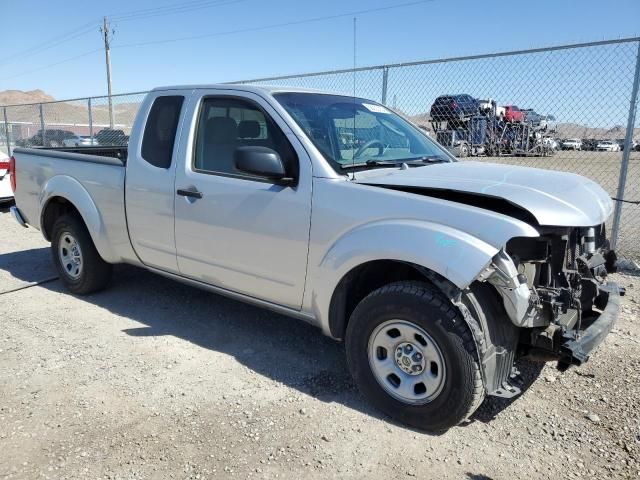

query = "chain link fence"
[[2, 38, 639, 264], [1, 92, 147, 149]]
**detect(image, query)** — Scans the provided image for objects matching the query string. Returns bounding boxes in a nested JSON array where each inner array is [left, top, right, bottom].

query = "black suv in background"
[[522, 109, 544, 127], [430, 94, 480, 122], [95, 128, 129, 146], [582, 139, 599, 151]]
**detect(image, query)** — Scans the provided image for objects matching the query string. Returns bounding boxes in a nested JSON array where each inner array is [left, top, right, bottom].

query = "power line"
[[1, 0, 434, 84], [113, 0, 434, 49], [0, 0, 247, 66], [0, 21, 99, 66], [110, 0, 248, 23], [110, 0, 237, 19], [0, 48, 102, 82]]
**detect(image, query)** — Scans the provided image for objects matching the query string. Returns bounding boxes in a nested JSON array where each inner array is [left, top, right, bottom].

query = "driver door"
[[173, 90, 313, 309]]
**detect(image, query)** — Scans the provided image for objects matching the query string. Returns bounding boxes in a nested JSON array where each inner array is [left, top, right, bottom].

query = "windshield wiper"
[[341, 156, 447, 170], [393, 156, 448, 163]]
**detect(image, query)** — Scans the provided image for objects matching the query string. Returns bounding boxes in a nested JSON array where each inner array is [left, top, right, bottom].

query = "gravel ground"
[[0, 212, 638, 480]]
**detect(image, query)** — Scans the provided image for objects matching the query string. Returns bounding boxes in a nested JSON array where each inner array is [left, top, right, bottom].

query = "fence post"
[[88, 98, 94, 142], [3, 107, 10, 156], [381, 67, 389, 105], [39, 104, 46, 146], [610, 40, 640, 251]]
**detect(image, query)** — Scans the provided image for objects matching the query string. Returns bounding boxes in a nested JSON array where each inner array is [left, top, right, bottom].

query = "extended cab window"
[[193, 97, 296, 178], [141, 95, 184, 169]]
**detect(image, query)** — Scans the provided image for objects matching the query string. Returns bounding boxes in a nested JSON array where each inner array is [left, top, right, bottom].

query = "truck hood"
[[354, 161, 613, 227]]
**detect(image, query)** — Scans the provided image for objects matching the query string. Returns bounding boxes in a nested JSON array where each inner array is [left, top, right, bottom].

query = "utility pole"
[[100, 17, 115, 129]]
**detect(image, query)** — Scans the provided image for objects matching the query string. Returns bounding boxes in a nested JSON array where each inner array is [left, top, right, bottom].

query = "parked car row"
[[561, 137, 639, 152], [14, 128, 129, 148], [429, 94, 552, 127], [429, 94, 557, 157]]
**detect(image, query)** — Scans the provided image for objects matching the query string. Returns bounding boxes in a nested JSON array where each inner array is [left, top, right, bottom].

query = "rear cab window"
[[141, 95, 185, 169]]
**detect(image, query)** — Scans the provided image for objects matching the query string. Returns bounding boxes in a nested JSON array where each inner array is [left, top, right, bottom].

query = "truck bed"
[[18, 146, 128, 164], [12, 145, 131, 264]]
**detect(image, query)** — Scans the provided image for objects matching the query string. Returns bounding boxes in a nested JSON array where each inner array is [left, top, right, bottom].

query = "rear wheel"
[[345, 281, 484, 432], [51, 214, 112, 294]]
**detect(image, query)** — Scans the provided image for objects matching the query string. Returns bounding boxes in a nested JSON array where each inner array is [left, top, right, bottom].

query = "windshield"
[[274, 92, 453, 172]]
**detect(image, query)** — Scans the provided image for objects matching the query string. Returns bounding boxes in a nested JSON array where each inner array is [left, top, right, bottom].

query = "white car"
[[596, 140, 620, 152], [62, 134, 97, 147], [0, 151, 14, 210], [562, 138, 582, 150]]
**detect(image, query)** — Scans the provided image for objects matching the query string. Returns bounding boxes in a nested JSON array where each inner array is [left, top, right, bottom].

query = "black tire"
[[345, 281, 484, 432], [51, 213, 112, 295]]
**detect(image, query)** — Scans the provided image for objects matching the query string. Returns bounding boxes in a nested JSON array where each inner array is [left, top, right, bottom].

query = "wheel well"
[[41, 197, 81, 241], [328, 260, 439, 340]]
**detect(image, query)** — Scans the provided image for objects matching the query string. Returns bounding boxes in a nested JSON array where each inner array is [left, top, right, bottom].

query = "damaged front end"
[[481, 224, 623, 372]]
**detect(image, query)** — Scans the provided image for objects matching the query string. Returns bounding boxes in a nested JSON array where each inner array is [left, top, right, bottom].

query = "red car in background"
[[503, 105, 525, 123]]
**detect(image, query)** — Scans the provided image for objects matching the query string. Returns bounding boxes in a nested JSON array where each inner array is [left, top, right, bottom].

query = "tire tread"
[[347, 280, 485, 430], [51, 213, 112, 295]]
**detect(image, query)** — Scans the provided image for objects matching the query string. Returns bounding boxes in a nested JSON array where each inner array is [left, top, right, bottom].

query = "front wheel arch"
[[328, 260, 439, 340], [330, 260, 521, 398]]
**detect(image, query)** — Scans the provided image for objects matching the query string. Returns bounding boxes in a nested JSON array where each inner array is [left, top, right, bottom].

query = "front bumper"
[[558, 282, 622, 369]]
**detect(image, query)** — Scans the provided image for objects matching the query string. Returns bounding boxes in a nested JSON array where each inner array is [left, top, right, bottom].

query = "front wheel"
[[345, 281, 484, 432], [51, 214, 112, 295]]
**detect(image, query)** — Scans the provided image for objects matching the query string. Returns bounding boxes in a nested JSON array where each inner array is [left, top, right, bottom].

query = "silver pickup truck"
[[8, 85, 621, 431]]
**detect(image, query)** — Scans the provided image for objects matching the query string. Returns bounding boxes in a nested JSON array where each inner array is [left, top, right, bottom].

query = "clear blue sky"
[[0, 0, 639, 100]]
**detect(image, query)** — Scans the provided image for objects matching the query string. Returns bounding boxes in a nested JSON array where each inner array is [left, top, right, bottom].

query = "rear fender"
[[39, 175, 117, 263]]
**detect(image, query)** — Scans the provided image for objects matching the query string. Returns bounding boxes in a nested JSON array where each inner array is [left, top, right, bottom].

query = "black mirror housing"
[[234, 146, 292, 183]]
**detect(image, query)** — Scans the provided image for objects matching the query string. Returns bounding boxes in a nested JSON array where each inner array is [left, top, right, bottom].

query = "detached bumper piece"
[[558, 282, 623, 370], [0, 197, 15, 213], [9, 206, 27, 227]]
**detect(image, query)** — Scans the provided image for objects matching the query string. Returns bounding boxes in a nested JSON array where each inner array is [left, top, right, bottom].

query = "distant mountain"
[[0, 89, 55, 106]]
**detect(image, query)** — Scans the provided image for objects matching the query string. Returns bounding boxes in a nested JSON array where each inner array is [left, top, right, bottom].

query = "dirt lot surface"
[[0, 211, 639, 480]]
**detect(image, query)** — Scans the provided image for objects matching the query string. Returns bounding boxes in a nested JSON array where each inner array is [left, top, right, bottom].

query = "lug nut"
[[412, 352, 422, 362], [412, 364, 422, 372], [404, 344, 413, 354]]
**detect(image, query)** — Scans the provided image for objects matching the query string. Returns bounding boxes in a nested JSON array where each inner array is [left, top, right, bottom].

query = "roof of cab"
[[150, 84, 333, 96]]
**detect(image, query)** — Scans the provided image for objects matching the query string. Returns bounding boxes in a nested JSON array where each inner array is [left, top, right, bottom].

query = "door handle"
[[176, 188, 203, 199]]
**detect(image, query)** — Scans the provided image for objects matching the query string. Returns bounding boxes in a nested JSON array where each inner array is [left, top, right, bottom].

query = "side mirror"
[[234, 146, 292, 183]]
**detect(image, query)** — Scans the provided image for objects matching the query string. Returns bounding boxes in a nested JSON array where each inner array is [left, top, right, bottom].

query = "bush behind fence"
[[2, 38, 639, 263]]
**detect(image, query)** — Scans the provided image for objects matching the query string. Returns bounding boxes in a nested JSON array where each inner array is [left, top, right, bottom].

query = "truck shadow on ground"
[[1, 247, 543, 432]]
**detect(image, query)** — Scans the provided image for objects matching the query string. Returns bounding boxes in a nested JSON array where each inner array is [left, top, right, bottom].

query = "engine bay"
[[506, 224, 621, 367]]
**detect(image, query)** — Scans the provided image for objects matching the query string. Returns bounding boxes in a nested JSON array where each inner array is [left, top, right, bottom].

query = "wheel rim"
[[368, 320, 446, 404], [58, 232, 83, 280]]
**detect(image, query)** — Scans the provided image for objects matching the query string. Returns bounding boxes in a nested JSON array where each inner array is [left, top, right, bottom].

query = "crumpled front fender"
[[308, 218, 537, 337]]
